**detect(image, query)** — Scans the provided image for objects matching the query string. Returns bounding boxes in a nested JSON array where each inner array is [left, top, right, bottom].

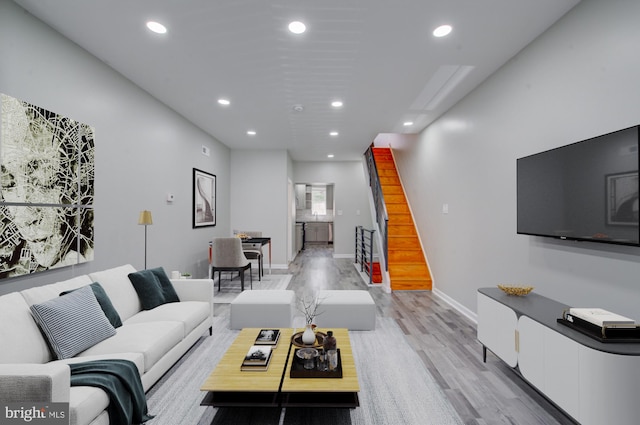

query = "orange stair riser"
[[388, 214, 413, 224], [388, 226, 416, 236], [389, 263, 431, 280], [379, 176, 400, 185], [377, 168, 398, 176], [386, 204, 410, 214], [384, 194, 407, 204], [381, 186, 404, 195], [392, 281, 432, 291], [388, 239, 421, 250], [388, 251, 425, 263]]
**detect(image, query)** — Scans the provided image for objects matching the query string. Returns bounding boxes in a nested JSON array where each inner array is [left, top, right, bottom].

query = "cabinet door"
[[477, 293, 518, 367], [306, 224, 318, 242], [316, 224, 329, 241], [517, 316, 545, 391], [580, 347, 640, 425], [543, 326, 581, 421]]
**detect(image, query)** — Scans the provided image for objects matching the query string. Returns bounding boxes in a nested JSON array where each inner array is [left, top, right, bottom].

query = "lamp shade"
[[138, 210, 153, 225]]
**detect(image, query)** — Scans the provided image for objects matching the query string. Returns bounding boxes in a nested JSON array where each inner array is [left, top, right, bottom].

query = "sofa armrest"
[[0, 363, 70, 403], [171, 278, 213, 303]]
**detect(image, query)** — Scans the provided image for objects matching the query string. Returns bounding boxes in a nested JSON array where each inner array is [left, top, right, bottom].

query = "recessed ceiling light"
[[433, 25, 452, 38], [247, 130, 257, 136], [331, 100, 343, 108], [146, 21, 167, 34], [288, 21, 307, 34], [292, 104, 304, 112], [329, 131, 339, 137], [327, 154, 334, 158], [403, 121, 414, 126], [217, 98, 230, 106]]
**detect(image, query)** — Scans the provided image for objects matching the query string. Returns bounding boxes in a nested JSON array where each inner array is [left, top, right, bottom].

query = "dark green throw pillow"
[[60, 282, 123, 328], [128, 270, 166, 310], [149, 267, 180, 303]]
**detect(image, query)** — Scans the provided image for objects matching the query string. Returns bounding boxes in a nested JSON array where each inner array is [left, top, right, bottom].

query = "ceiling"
[[13, 0, 580, 161]]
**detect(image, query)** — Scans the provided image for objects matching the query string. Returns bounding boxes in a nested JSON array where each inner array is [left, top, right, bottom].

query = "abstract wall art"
[[193, 168, 216, 228], [0, 93, 95, 279]]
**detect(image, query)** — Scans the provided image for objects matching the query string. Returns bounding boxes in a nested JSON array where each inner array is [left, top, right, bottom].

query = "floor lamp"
[[138, 210, 153, 269]]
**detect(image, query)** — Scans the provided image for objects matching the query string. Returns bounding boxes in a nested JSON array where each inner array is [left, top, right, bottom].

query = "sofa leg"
[[209, 326, 212, 336]]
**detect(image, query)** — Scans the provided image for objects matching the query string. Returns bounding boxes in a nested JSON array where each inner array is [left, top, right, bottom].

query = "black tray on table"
[[290, 348, 343, 378]]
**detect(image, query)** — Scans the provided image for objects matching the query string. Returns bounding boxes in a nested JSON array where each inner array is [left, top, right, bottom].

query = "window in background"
[[311, 185, 327, 216]]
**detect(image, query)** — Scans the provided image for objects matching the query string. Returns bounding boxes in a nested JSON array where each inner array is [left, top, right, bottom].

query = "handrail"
[[355, 225, 376, 285], [364, 145, 388, 271]]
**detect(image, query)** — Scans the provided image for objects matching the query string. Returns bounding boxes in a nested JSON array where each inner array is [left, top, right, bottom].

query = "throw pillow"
[[30, 285, 117, 360], [128, 270, 166, 310], [149, 267, 180, 303], [60, 282, 123, 328]]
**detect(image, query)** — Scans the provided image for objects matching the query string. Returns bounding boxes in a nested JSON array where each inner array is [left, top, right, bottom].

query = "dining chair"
[[238, 230, 264, 280], [211, 237, 252, 291]]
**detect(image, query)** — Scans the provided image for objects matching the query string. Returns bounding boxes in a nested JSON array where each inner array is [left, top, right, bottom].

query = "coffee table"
[[200, 328, 359, 408]]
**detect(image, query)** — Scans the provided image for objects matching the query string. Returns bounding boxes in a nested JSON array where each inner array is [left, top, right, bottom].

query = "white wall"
[[229, 149, 289, 267], [292, 161, 373, 257], [0, 0, 231, 294], [392, 0, 640, 318]]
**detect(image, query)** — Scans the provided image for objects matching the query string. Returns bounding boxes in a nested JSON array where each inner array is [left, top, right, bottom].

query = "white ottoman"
[[316, 290, 376, 330], [230, 290, 296, 330]]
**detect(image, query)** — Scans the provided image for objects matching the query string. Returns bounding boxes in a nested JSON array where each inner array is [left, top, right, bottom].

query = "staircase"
[[372, 147, 432, 290]]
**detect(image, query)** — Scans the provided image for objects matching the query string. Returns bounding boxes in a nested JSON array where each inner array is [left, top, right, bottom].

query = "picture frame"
[[606, 171, 639, 226], [193, 168, 216, 228]]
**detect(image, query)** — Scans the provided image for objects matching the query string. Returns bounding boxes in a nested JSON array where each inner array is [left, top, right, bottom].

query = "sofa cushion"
[[20, 275, 94, 306], [89, 265, 141, 321], [30, 286, 117, 360], [128, 269, 166, 310], [68, 386, 109, 425], [76, 321, 184, 373], [0, 292, 52, 364], [124, 301, 210, 337], [60, 282, 123, 328], [149, 267, 180, 303]]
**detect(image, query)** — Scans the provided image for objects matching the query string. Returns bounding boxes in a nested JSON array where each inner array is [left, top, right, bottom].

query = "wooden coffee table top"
[[200, 327, 359, 394]]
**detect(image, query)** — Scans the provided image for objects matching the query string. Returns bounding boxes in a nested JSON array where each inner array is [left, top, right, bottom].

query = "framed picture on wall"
[[193, 168, 216, 228], [606, 171, 639, 226]]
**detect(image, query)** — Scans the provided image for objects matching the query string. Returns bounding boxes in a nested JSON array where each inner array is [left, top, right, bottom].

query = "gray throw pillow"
[[128, 269, 166, 310], [149, 267, 180, 303], [60, 282, 123, 328], [30, 285, 116, 360]]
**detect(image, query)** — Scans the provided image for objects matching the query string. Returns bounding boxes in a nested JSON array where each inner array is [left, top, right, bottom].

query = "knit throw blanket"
[[70, 359, 154, 425]]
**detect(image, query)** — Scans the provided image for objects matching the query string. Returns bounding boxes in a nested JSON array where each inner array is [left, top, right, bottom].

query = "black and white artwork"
[[193, 168, 216, 228], [0, 93, 95, 279]]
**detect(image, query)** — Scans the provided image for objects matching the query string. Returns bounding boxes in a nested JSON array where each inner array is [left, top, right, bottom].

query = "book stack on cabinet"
[[562, 308, 639, 341]]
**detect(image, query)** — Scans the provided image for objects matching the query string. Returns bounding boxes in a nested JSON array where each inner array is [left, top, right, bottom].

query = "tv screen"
[[517, 125, 640, 246]]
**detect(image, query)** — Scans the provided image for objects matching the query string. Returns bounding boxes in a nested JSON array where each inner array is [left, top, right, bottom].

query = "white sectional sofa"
[[0, 264, 213, 425]]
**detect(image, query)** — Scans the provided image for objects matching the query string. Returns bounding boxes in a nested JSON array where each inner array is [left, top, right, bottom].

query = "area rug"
[[213, 274, 292, 304], [146, 315, 464, 425]]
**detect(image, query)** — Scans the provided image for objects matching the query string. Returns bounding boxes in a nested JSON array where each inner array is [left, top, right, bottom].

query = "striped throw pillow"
[[30, 285, 116, 360]]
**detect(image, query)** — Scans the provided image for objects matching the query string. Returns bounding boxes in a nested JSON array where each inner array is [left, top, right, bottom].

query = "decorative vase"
[[302, 324, 316, 345]]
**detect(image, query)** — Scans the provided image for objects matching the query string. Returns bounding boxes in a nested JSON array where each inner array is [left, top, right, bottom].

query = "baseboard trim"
[[432, 287, 477, 324]]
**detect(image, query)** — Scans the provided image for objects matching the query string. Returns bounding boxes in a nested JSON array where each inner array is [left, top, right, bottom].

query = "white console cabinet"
[[478, 288, 640, 425]]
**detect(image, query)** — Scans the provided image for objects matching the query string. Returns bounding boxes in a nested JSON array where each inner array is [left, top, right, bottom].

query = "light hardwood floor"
[[283, 244, 575, 425]]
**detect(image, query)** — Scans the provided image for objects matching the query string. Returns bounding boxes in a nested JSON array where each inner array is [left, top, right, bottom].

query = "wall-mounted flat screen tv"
[[517, 125, 640, 246]]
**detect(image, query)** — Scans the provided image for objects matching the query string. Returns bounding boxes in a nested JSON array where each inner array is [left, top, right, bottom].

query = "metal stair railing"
[[355, 225, 376, 285], [364, 145, 388, 271]]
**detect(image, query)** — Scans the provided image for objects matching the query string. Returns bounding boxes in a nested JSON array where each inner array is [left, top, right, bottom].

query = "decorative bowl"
[[497, 284, 534, 296]]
